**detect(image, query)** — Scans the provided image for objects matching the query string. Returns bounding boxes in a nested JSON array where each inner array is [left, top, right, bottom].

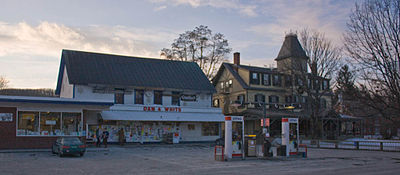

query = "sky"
[[0, 0, 358, 89]]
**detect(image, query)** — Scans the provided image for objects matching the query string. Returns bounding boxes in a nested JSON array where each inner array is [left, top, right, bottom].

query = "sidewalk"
[[0, 147, 109, 153]]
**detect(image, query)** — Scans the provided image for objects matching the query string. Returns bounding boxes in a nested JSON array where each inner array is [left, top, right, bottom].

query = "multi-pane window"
[[62, 113, 81, 136], [285, 96, 293, 103], [322, 80, 329, 90], [285, 75, 292, 87], [17, 111, 82, 136], [263, 74, 271, 86], [135, 90, 144, 104], [17, 111, 39, 135], [250, 72, 260, 84], [269, 95, 279, 103], [273, 74, 281, 86], [254, 94, 265, 103], [40, 112, 61, 136], [154, 91, 163, 105], [172, 91, 181, 106], [202, 123, 219, 136], [237, 94, 245, 104]]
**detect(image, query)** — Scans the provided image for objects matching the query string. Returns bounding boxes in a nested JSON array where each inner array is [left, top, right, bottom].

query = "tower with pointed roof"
[[275, 33, 308, 74]]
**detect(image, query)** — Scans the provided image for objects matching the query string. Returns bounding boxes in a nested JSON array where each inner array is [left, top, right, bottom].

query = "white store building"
[[55, 50, 225, 143]]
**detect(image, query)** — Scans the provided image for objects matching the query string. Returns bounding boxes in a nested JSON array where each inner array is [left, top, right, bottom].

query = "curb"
[[0, 148, 109, 153]]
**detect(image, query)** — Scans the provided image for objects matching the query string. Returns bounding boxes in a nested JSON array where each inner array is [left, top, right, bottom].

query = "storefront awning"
[[101, 111, 225, 122]]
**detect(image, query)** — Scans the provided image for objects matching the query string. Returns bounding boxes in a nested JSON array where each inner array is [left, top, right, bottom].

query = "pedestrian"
[[96, 128, 102, 147], [118, 128, 125, 146], [102, 130, 109, 148]]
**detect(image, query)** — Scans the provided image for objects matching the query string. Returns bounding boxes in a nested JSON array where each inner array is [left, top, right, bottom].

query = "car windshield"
[[62, 137, 82, 144]]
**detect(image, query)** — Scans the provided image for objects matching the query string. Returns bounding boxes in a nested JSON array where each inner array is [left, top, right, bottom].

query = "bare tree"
[[0, 76, 9, 89], [285, 29, 342, 139], [161, 25, 231, 79], [343, 0, 400, 125]]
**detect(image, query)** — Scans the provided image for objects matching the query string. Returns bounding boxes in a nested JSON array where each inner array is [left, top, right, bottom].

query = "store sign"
[[45, 120, 56, 125], [288, 118, 298, 123], [0, 113, 13, 122], [143, 106, 182, 112], [181, 95, 196, 101]]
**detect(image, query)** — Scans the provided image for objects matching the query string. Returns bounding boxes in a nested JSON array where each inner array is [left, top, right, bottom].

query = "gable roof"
[[212, 63, 285, 92], [55, 50, 215, 94], [275, 34, 308, 61]]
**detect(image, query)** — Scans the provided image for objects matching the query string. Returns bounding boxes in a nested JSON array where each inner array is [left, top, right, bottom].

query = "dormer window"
[[250, 72, 260, 85], [262, 74, 271, 86], [273, 74, 281, 86]]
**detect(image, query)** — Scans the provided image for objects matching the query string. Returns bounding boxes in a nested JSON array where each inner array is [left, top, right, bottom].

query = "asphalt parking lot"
[[1, 144, 400, 175]]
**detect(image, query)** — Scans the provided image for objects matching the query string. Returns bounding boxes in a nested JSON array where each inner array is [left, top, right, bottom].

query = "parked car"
[[52, 137, 86, 157]]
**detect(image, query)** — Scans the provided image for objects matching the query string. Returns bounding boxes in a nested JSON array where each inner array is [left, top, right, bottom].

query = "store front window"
[[17, 111, 82, 136], [62, 113, 82, 136], [202, 122, 219, 136], [40, 112, 61, 136], [17, 111, 39, 136]]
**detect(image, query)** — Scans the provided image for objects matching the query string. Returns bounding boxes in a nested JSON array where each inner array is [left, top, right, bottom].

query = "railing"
[[302, 139, 400, 152]]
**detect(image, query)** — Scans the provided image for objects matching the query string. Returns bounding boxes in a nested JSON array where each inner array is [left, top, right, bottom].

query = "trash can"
[[247, 139, 256, 157]]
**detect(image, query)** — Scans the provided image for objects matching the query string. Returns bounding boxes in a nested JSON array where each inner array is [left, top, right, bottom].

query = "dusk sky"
[[0, 0, 358, 89]]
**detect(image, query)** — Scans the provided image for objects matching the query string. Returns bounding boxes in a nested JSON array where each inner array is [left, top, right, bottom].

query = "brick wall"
[[0, 107, 84, 149]]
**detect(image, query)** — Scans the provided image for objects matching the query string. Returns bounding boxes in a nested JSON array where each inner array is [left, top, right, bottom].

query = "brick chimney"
[[233, 52, 240, 65]]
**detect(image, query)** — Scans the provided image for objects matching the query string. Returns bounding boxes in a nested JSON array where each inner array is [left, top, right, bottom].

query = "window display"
[[17, 111, 82, 136], [62, 113, 82, 136], [40, 112, 61, 136], [17, 111, 39, 135]]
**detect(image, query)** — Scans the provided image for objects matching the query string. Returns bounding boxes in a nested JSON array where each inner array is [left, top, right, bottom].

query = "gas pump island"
[[221, 116, 303, 160]]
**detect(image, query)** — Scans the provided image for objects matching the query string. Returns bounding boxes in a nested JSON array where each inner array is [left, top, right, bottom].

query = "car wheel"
[[79, 152, 84, 157]]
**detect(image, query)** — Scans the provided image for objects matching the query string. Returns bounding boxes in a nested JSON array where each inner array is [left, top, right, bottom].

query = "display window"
[[62, 113, 82, 136], [17, 111, 82, 136], [40, 112, 61, 136], [17, 111, 39, 135]]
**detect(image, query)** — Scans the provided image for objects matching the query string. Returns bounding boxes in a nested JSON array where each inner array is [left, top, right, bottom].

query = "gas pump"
[[224, 116, 245, 160], [282, 118, 299, 157]]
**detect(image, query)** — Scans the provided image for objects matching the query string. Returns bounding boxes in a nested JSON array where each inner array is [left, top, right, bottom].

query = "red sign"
[[143, 106, 182, 112], [225, 116, 231, 121], [261, 118, 270, 127], [282, 118, 288, 122]]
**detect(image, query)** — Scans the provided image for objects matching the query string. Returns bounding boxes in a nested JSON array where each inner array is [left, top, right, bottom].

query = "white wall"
[[72, 85, 212, 108], [59, 67, 74, 98], [180, 122, 219, 141], [74, 85, 114, 101]]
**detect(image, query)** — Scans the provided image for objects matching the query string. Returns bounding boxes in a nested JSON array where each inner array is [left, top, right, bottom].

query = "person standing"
[[102, 130, 109, 148], [96, 128, 102, 147], [118, 128, 125, 146]]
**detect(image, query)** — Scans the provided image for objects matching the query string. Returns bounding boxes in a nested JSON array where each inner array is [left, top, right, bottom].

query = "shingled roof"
[[55, 50, 215, 94], [275, 34, 308, 61]]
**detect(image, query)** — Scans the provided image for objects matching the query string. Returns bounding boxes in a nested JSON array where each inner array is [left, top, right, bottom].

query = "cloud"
[[0, 21, 176, 58], [246, 0, 354, 46], [154, 5, 167, 11], [0, 21, 178, 88], [149, 0, 258, 17]]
